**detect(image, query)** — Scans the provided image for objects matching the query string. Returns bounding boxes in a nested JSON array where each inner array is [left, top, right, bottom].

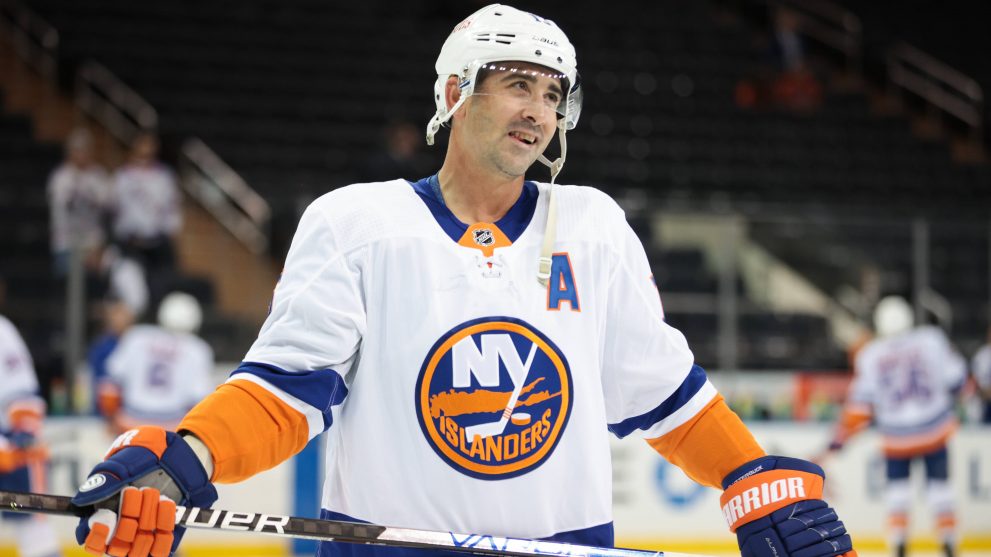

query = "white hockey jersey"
[[214, 177, 715, 545], [0, 315, 44, 433], [973, 344, 991, 392], [47, 162, 112, 253], [112, 163, 181, 241], [850, 325, 966, 457], [106, 325, 214, 429]]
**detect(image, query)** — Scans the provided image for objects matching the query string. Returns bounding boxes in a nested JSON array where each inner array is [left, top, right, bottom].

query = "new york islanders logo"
[[415, 317, 572, 480]]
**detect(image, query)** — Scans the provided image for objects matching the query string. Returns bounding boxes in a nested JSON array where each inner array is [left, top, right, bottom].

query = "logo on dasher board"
[[415, 317, 572, 480]]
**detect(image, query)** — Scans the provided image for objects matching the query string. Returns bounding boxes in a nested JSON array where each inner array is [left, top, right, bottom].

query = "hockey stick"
[[0, 490, 705, 557], [465, 343, 537, 441]]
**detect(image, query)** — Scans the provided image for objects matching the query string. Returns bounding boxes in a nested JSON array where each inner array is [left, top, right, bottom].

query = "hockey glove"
[[7, 397, 44, 449], [71, 426, 217, 557], [721, 455, 856, 557], [7, 429, 36, 450], [0, 434, 26, 473]]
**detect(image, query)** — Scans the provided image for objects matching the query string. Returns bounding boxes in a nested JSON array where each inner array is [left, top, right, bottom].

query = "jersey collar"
[[409, 174, 538, 244]]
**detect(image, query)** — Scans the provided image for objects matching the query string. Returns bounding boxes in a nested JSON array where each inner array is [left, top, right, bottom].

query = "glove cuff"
[[720, 455, 825, 533], [160, 431, 218, 508], [722, 455, 824, 489]]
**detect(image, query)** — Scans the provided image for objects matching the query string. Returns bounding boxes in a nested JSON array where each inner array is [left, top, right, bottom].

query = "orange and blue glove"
[[722, 456, 856, 557], [71, 426, 217, 557]]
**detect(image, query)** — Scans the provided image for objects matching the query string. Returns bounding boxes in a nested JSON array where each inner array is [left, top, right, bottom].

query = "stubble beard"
[[463, 97, 546, 179], [484, 143, 536, 179]]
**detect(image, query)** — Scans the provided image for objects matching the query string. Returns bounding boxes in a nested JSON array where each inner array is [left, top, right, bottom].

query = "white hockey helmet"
[[426, 4, 582, 180], [873, 295, 913, 337], [157, 291, 203, 334]]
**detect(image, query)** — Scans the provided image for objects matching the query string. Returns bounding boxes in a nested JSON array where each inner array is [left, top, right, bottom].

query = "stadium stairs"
[[0, 32, 266, 371]]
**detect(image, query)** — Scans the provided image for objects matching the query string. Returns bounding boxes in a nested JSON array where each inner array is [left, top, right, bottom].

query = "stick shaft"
[[0, 490, 702, 557]]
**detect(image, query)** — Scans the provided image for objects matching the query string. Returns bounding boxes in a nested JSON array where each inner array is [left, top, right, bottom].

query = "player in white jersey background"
[[97, 292, 215, 435], [823, 296, 966, 557], [971, 327, 991, 423], [69, 5, 857, 557], [0, 314, 62, 557]]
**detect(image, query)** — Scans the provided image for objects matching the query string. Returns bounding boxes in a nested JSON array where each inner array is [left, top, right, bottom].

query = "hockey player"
[[823, 296, 965, 557], [0, 314, 61, 557], [70, 5, 857, 557], [972, 327, 991, 423], [97, 292, 214, 434]]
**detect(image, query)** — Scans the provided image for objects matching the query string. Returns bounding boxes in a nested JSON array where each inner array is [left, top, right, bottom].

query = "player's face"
[[461, 62, 562, 178]]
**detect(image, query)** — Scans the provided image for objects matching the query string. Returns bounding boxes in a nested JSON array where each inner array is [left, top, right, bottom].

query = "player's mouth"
[[508, 130, 538, 145]]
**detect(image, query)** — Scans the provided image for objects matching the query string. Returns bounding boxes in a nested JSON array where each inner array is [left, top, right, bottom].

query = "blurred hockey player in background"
[[70, 5, 857, 557], [97, 292, 214, 435], [971, 327, 991, 423], [823, 296, 965, 557], [0, 314, 61, 557], [87, 298, 140, 416]]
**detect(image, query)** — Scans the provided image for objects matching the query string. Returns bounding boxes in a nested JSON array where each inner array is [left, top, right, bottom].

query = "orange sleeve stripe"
[[646, 395, 765, 489], [7, 398, 46, 433], [178, 379, 310, 484], [834, 403, 872, 444], [97, 383, 122, 418]]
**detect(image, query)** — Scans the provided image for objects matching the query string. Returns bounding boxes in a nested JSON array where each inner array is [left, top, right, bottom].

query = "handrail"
[[75, 60, 158, 143], [179, 137, 270, 255], [768, 0, 862, 70], [919, 288, 953, 332], [0, 0, 58, 80], [73, 60, 268, 254], [887, 41, 984, 142]]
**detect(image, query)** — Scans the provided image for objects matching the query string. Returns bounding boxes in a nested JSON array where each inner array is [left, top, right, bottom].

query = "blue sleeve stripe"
[[607, 364, 708, 439], [231, 362, 349, 431]]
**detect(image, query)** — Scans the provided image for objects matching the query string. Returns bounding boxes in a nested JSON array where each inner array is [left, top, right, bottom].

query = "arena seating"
[[0, 106, 63, 392], [16, 0, 989, 365]]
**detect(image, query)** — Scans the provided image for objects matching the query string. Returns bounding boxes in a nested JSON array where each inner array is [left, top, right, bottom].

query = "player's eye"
[[511, 80, 529, 93]]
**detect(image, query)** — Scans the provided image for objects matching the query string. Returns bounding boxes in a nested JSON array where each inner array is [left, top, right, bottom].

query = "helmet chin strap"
[[426, 75, 472, 146], [426, 95, 468, 146], [536, 124, 567, 287]]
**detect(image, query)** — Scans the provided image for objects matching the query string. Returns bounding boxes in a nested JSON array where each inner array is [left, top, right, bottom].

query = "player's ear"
[[444, 75, 462, 117]]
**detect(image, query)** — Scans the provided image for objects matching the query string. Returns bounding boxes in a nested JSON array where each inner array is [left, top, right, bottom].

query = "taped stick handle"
[[0, 489, 708, 557]]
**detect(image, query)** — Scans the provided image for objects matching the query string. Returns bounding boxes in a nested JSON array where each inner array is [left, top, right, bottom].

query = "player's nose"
[[519, 100, 551, 125]]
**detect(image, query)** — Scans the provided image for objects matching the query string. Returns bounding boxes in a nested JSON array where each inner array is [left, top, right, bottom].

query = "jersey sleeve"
[[974, 346, 991, 390], [596, 220, 763, 487], [829, 349, 877, 448], [104, 333, 131, 384], [0, 316, 44, 432], [100, 332, 137, 416], [929, 329, 966, 391], [848, 349, 879, 406], [180, 199, 364, 482], [600, 219, 716, 440]]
